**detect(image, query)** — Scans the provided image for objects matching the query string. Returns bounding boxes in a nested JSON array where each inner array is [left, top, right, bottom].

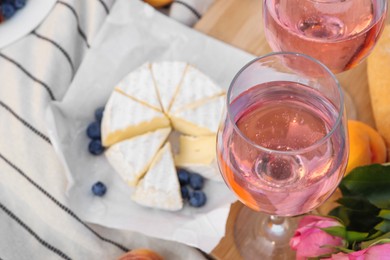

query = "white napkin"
[[169, 0, 215, 26]]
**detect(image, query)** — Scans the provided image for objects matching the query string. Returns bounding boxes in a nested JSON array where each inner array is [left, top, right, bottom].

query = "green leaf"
[[375, 220, 390, 233], [322, 226, 370, 242], [345, 231, 370, 242], [322, 226, 346, 238], [361, 231, 390, 249], [340, 164, 390, 209], [379, 209, 390, 220], [333, 196, 381, 232]]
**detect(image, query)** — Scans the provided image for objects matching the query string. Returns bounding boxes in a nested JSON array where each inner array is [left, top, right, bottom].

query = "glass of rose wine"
[[263, 0, 388, 119], [217, 52, 349, 259]]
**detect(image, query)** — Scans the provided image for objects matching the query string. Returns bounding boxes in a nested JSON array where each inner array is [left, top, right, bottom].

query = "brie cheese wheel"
[[105, 128, 171, 186], [170, 95, 225, 136], [132, 143, 183, 211], [169, 65, 225, 113], [101, 91, 170, 147], [116, 63, 161, 111], [174, 135, 223, 182], [150, 61, 188, 113]]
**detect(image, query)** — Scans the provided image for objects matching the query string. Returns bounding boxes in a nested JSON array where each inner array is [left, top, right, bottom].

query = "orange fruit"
[[143, 0, 173, 8], [346, 120, 387, 174], [118, 249, 163, 260]]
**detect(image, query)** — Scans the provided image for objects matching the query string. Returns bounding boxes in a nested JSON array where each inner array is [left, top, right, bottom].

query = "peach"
[[118, 249, 164, 260], [143, 0, 172, 8], [345, 120, 387, 175]]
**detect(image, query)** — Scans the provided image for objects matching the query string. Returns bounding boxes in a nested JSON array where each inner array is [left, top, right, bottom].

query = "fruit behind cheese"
[[86, 121, 101, 140], [89, 140, 104, 155], [92, 181, 107, 196], [189, 191, 207, 208]]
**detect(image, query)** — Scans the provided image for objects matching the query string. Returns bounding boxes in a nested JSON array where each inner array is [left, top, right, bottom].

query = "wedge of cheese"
[[174, 135, 223, 182], [105, 128, 171, 186], [168, 65, 225, 113], [101, 91, 170, 147], [150, 61, 188, 113], [132, 143, 183, 211], [116, 63, 162, 111], [170, 95, 225, 136]]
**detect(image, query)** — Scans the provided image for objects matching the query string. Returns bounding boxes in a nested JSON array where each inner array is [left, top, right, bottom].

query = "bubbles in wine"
[[298, 15, 345, 39]]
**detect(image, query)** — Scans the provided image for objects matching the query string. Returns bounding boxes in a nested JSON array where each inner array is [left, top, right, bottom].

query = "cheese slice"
[[175, 135, 223, 182], [169, 64, 225, 113], [101, 91, 170, 147], [132, 143, 183, 211], [170, 95, 225, 136], [116, 62, 162, 111], [105, 128, 171, 186], [151, 61, 188, 113]]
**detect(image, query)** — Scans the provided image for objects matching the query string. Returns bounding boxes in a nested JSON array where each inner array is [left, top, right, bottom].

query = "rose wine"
[[263, 0, 387, 73], [217, 81, 348, 216]]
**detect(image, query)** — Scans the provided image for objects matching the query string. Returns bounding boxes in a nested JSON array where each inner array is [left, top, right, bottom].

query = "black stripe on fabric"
[[0, 202, 72, 260], [174, 0, 201, 19], [57, 1, 91, 48], [97, 0, 109, 14], [0, 53, 56, 101], [0, 153, 130, 253], [0, 101, 51, 144], [31, 31, 75, 75]]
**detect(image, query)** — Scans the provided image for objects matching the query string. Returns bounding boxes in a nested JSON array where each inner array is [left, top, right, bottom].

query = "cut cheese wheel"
[[169, 64, 225, 113], [170, 95, 225, 136], [150, 61, 188, 113], [105, 128, 171, 186], [101, 91, 170, 147], [116, 63, 162, 111], [132, 143, 183, 211]]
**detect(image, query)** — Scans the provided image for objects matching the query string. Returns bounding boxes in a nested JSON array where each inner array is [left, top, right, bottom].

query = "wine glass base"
[[234, 206, 302, 260]]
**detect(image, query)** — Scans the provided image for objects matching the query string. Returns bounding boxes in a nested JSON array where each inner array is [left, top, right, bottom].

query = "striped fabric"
[[0, 0, 206, 259]]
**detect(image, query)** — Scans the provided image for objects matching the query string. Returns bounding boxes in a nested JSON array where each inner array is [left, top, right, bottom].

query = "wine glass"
[[216, 52, 349, 259], [262, 0, 388, 119]]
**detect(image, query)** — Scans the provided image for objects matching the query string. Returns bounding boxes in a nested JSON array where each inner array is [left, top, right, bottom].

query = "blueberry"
[[95, 107, 104, 123], [86, 121, 101, 140], [14, 0, 26, 9], [88, 139, 104, 155], [177, 168, 191, 186], [1, 3, 15, 19], [181, 186, 189, 200], [189, 190, 207, 207], [92, 181, 107, 196], [189, 173, 204, 190]]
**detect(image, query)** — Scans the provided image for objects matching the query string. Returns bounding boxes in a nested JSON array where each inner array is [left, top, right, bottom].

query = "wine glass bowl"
[[263, 0, 388, 74], [216, 52, 349, 259]]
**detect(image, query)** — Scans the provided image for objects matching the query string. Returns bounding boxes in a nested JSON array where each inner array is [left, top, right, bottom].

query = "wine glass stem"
[[262, 215, 291, 243]]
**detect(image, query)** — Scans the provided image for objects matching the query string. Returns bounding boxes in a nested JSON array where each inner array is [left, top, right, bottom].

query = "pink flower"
[[325, 243, 390, 260], [290, 215, 345, 259]]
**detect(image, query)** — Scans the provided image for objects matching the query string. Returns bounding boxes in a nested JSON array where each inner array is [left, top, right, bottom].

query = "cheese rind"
[[170, 95, 225, 136], [151, 61, 188, 113], [116, 63, 162, 111], [132, 143, 183, 211], [169, 65, 225, 113], [105, 128, 171, 186], [101, 91, 170, 147]]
